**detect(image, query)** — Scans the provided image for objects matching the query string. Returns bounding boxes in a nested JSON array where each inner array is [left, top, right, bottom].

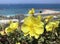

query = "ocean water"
[[0, 4, 60, 16]]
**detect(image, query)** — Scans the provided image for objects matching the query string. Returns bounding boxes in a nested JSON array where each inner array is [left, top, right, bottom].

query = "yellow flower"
[[45, 16, 53, 23], [5, 27, 14, 34], [0, 30, 6, 35], [9, 22, 18, 30], [46, 24, 53, 32], [24, 16, 34, 26], [46, 21, 59, 32], [31, 8, 35, 14], [21, 24, 30, 33], [28, 8, 35, 15], [5, 22, 19, 34], [54, 21, 59, 27], [24, 16, 39, 26], [36, 15, 42, 22], [28, 10, 32, 14], [33, 22, 44, 35], [21, 15, 44, 39], [45, 19, 49, 23]]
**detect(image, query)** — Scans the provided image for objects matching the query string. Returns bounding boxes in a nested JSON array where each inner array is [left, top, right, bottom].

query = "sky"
[[0, 0, 60, 4]]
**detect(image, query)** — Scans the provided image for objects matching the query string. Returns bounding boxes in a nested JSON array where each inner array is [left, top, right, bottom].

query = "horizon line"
[[0, 3, 60, 4]]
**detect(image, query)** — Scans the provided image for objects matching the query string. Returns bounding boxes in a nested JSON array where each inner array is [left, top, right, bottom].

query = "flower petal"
[[21, 25, 30, 33], [34, 34, 39, 39], [5, 27, 14, 34], [46, 24, 53, 32], [34, 26, 44, 35], [9, 22, 18, 29], [29, 29, 35, 36]]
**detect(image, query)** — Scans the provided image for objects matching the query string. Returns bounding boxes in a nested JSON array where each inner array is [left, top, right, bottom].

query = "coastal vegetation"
[[0, 8, 60, 44]]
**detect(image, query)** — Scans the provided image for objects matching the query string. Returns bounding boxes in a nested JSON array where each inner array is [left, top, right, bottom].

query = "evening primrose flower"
[[36, 15, 42, 22], [5, 22, 19, 34], [23, 16, 34, 26], [24, 15, 42, 26], [31, 8, 35, 14], [21, 15, 44, 39], [46, 21, 59, 32], [44, 16, 53, 23], [5, 27, 14, 34], [28, 8, 35, 15], [9, 22, 19, 30], [54, 21, 60, 27], [46, 23, 54, 32]]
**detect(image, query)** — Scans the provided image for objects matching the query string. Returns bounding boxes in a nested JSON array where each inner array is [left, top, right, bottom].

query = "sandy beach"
[[0, 9, 60, 23]]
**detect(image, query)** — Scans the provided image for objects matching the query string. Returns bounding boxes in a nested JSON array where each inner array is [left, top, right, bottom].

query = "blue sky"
[[0, 0, 60, 4]]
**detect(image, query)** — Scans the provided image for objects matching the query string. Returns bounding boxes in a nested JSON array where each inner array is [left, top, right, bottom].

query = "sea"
[[0, 4, 60, 16]]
